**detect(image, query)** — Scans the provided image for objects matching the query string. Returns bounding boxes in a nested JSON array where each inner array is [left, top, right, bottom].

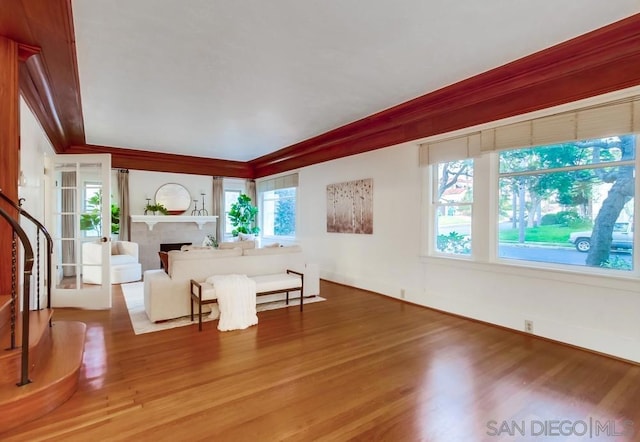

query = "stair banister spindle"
[[0, 205, 35, 386], [0, 190, 53, 310]]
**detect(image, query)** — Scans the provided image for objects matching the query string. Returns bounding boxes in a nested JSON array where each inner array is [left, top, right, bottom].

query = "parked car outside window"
[[568, 222, 633, 252]]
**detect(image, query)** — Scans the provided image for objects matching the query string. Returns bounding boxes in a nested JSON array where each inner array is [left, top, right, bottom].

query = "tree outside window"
[[435, 160, 473, 255], [261, 187, 296, 237], [498, 135, 635, 271]]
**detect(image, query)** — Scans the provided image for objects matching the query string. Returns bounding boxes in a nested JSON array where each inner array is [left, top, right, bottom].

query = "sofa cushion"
[[242, 245, 302, 256], [198, 273, 302, 301], [180, 245, 214, 251], [169, 247, 242, 261], [218, 240, 255, 250], [252, 273, 302, 292], [111, 254, 137, 265]]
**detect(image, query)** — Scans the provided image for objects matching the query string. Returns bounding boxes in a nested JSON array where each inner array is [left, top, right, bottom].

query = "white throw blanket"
[[206, 274, 258, 331]]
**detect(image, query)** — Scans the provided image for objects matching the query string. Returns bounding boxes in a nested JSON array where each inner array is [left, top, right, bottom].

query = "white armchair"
[[82, 240, 142, 284]]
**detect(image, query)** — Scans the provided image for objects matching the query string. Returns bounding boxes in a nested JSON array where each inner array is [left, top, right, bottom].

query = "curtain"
[[246, 179, 257, 204], [480, 96, 640, 153], [212, 176, 223, 243], [246, 179, 257, 232], [61, 171, 76, 277], [117, 169, 130, 241], [419, 96, 640, 165], [256, 173, 299, 192]]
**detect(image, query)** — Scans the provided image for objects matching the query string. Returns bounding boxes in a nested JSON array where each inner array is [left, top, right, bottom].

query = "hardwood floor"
[[2, 280, 639, 441]]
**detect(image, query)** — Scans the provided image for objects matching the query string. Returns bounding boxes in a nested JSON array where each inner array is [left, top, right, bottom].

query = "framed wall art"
[[326, 178, 373, 234]]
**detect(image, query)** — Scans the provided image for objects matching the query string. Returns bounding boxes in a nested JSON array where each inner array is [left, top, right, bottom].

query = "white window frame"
[[494, 140, 636, 275], [421, 87, 640, 281], [432, 160, 474, 258], [257, 173, 299, 242]]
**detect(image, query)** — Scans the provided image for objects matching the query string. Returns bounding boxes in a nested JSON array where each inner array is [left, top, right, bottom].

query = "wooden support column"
[[0, 36, 20, 295]]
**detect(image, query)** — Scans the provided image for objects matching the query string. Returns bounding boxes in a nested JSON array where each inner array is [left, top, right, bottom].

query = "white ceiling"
[[72, 0, 640, 162]]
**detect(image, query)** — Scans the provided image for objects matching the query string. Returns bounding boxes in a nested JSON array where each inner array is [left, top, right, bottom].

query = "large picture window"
[[423, 96, 640, 276], [498, 135, 636, 271]]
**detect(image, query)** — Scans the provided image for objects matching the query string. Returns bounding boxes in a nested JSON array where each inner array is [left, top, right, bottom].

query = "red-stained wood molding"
[[3, 2, 640, 179], [250, 13, 640, 177], [66, 144, 254, 178]]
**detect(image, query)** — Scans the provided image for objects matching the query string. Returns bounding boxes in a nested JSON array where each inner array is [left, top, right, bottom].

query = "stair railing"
[[0, 190, 52, 311], [0, 204, 34, 386]]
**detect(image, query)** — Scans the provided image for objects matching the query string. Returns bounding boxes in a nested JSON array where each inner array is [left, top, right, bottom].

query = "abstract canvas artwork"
[[326, 178, 373, 234]]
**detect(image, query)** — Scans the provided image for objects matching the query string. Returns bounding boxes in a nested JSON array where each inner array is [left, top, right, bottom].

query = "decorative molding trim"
[[130, 215, 218, 231], [19, 54, 68, 151], [2, 0, 84, 151], [3, 3, 640, 179], [17, 43, 40, 62], [250, 13, 640, 177], [66, 144, 254, 178]]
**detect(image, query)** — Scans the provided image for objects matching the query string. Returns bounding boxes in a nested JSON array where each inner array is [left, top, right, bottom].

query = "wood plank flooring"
[[2, 280, 639, 441]]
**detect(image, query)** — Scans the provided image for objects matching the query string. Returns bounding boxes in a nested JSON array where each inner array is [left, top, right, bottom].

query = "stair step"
[[0, 308, 55, 384], [0, 320, 86, 433]]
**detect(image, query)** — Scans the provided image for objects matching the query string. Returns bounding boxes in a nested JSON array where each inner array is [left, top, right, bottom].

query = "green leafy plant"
[[80, 192, 120, 236], [144, 202, 169, 215], [228, 193, 260, 237], [437, 231, 470, 254]]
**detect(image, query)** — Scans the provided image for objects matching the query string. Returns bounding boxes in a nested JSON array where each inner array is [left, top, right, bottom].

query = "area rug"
[[121, 281, 326, 335]]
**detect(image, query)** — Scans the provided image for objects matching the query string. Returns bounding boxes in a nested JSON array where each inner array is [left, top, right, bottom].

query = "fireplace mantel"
[[131, 215, 218, 231]]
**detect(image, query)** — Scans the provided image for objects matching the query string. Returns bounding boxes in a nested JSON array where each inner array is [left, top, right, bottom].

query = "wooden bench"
[[190, 270, 304, 331]]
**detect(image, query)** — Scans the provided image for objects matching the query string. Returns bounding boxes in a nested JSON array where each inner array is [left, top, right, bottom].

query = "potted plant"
[[228, 193, 260, 237], [80, 191, 120, 236], [144, 202, 169, 215]]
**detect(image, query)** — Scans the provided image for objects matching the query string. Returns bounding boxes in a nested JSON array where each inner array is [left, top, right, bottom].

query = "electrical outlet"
[[525, 320, 534, 333], [400, 289, 406, 299]]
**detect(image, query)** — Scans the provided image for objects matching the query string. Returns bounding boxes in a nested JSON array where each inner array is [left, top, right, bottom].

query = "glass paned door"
[[51, 154, 112, 309]]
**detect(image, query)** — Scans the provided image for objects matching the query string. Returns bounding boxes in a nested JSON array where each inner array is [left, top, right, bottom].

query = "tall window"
[[258, 173, 298, 239], [498, 135, 635, 271], [223, 189, 241, 236], [80, 182, 102, 237], [434, 160, 474, 255]]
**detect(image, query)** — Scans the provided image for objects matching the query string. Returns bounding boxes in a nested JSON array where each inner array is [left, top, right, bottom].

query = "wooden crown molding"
[[66, 144, 254, 178], [250, 13, 640, 177], [1, 0, 84, 153], [3, 3, 640, 179], [17, 43, 40, 62]]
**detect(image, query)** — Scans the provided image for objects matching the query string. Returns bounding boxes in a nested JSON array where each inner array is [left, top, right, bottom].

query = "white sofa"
[[143, 245, 319, 322], [82, 240, 142, 284]]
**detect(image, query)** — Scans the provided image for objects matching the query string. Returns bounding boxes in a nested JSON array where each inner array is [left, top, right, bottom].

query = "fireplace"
[[130, 218, 217, 272]]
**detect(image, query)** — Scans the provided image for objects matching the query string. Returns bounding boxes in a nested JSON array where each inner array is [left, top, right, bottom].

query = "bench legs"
[[190, 271, 305, 331]]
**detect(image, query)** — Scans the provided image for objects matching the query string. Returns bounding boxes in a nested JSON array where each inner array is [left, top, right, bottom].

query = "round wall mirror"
[[155, 183, 191, 215]]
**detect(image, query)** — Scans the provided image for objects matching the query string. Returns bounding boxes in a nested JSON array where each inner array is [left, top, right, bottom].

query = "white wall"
[[128, 170, 213, 215], [296, 140, 640, 363], [19, 98, 54, 220], [298, 142, 425, 298], [19, 98, 55, 306]]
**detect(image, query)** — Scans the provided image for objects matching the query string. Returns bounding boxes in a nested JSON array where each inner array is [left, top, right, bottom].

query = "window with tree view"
[[261, 187, 296, 237], [435, 160, 473, 255], [498, 135, 636, 271], [258, 173, 298, 239]]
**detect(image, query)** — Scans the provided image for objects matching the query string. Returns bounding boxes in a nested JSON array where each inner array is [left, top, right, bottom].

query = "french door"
[[50, 154, 112, 309]]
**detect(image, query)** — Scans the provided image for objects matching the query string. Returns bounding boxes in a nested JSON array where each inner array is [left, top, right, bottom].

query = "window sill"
[[420, 254, 640, 292]]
